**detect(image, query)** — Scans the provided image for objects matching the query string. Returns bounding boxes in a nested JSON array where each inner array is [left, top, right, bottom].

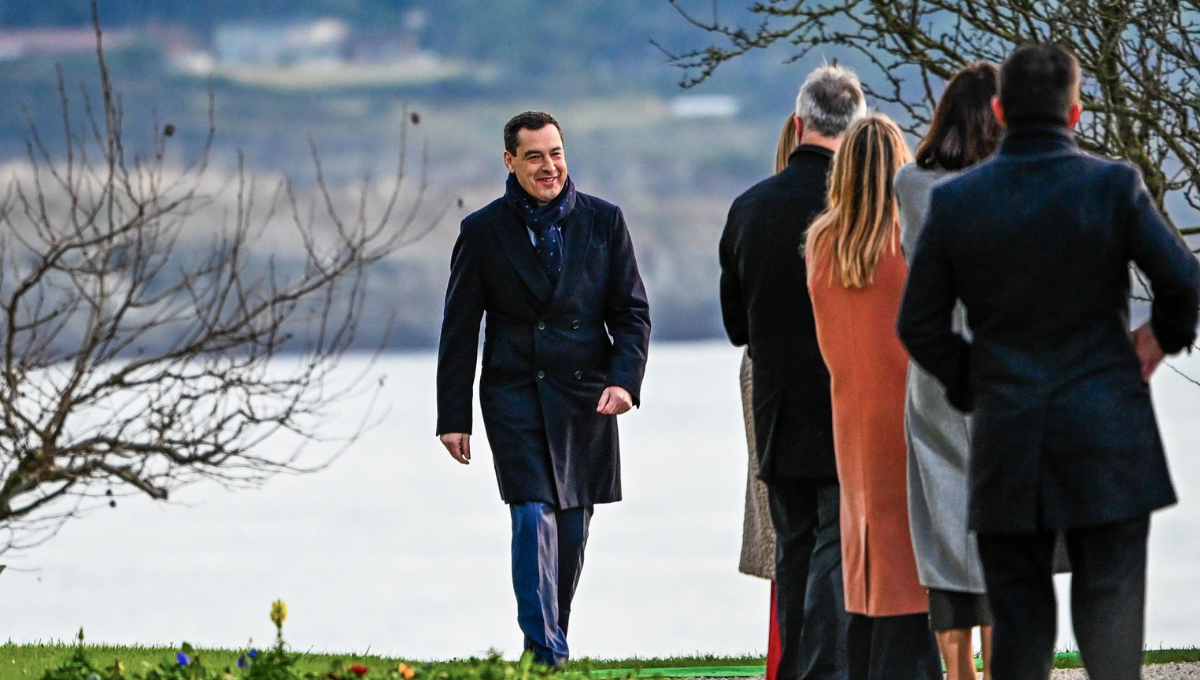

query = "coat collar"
[[544, 207, 595, 316], [493, 214, 553, 305], [491, 199, 595, 311], [789, 143, 835, 164], [998, 122, 1079, 157]]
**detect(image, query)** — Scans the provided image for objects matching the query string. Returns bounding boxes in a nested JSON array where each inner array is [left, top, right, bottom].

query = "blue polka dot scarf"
[[504, 172, 577, 286]]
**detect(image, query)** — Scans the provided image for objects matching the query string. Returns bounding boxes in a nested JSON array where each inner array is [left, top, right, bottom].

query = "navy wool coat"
[[436, 189, 651, 509], [898, 123, 1200, 535]]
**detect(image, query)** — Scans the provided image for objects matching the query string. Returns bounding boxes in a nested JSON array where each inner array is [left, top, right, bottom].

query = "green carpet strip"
[[583, 666, 766, 678]]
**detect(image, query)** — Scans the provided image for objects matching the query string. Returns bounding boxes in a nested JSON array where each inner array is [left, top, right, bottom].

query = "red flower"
[[349, 665, 369, 677]]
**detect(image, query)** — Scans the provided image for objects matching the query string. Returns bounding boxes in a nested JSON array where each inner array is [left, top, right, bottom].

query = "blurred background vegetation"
[[0, 1, 832, 349]]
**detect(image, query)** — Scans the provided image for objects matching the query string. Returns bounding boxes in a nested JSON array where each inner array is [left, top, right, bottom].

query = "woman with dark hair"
[[894, 62, 1002, 680]]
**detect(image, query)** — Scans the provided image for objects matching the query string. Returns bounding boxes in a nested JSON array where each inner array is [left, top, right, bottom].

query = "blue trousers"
[[510, 502, 593, 667]]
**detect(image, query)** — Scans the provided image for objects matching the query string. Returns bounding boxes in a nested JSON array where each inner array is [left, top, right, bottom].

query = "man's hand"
[[1133, 322, 1165, 382], [440, 433, 471, 465], [597, 386, 634, 415]]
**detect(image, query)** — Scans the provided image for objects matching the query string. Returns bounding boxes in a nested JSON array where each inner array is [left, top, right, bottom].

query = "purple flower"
[[176, 652, 191, 666], [237, 655, 247, 669], [248, 649, 258, 659]]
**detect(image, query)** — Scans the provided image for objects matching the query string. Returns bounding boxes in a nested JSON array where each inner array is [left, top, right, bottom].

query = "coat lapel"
[[493, 215, 553, 306], [544, 207, 595, 316]]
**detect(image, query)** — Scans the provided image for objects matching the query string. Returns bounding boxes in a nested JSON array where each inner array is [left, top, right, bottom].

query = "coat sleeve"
[[1122, 166, 1200, 354], [605, 207, 652, 406], [436, 221, 485, 435], [897, 188, 974, 412], [718, 205, 749, 347]]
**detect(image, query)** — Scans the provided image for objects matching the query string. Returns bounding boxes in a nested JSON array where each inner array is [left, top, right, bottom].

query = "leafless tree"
[[0, 2, 444, 553], [660, 0, 1200, 241]]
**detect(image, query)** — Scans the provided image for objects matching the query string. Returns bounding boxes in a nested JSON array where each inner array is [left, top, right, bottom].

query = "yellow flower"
[[270, 599, 288, 629], [398, 663, 415, 680]]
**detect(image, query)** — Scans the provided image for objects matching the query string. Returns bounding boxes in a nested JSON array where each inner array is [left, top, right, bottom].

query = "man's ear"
[[1066, 101, 1083, 129], [990, 96, 1007, 128], [793, 115, 804, 142], [503, 150, 515, 173]]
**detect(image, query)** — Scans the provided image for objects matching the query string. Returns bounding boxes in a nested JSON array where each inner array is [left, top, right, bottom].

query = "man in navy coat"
[[436, 110, 650, 667], [899, 45, 1200, 680]]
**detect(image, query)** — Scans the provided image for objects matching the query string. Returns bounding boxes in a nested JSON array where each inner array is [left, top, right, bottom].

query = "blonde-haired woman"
[[805, 115, 940, 680]]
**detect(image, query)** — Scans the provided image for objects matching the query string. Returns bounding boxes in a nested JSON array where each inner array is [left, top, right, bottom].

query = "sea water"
[[2, 342, 1198, 659]]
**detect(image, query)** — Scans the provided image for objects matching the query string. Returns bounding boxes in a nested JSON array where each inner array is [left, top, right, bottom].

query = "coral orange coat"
[[806, 233, 927, 617]]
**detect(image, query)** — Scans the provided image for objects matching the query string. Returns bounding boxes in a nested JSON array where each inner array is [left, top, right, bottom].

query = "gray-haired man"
[[719, 65, 867, 680]]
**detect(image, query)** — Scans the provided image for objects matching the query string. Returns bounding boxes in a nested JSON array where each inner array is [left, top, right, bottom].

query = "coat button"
[[537, 322, 546, 330], [574, 371, 583, 380], [537, 370, 545, 379], [571, 320, 580, 329]]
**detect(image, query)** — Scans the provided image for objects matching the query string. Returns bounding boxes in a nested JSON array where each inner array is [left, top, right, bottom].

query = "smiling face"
[[504, 125, 567, 205]]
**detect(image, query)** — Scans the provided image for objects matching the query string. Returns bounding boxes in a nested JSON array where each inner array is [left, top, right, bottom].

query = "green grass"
[[2, 643, 389, 679], [0, 644, 759, 679], [0, 645, 774, 679], [1, 643, 1197, 679]]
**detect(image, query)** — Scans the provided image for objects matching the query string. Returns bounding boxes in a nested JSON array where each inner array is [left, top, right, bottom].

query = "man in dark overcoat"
[[899, 44, 1200, 680], [436, 111, 650, 667], [719, 65, 866, 680]]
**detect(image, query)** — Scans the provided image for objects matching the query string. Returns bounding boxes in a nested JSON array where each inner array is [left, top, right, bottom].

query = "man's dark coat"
[[436, 187, 651, 509], [719, 145, 838, 481], [898, 123, 1200, 534]]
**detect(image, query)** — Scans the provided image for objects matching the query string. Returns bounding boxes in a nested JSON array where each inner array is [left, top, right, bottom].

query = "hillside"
[[0, 2, 997, 350]]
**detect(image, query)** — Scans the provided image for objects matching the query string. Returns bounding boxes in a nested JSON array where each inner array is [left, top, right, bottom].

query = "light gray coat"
[[895, 163, 987, 593]]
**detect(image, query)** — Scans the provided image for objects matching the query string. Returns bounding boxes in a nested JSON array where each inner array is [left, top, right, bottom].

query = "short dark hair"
[[916, 62, 1001, 171], [503, 110, 563, 154], [999, 44, 1081, 126]]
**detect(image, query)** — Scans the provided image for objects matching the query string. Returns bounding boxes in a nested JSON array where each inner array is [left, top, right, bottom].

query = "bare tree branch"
[[0, 0, 442, 554], [660, 0, 1200, 234]]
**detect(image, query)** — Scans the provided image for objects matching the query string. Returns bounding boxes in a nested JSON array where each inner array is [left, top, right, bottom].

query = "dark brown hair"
[[503, 110, 563, 154], [1000, 44, 1081, 126], [916, 63, 1001, 171]]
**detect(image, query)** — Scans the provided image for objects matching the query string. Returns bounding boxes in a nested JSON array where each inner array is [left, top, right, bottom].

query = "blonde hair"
[[805, 115, 912, 289], [775, 114, 799, 174]]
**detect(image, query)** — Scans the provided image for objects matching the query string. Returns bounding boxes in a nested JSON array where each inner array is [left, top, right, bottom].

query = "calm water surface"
[[2, 342, 1198, 659]]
